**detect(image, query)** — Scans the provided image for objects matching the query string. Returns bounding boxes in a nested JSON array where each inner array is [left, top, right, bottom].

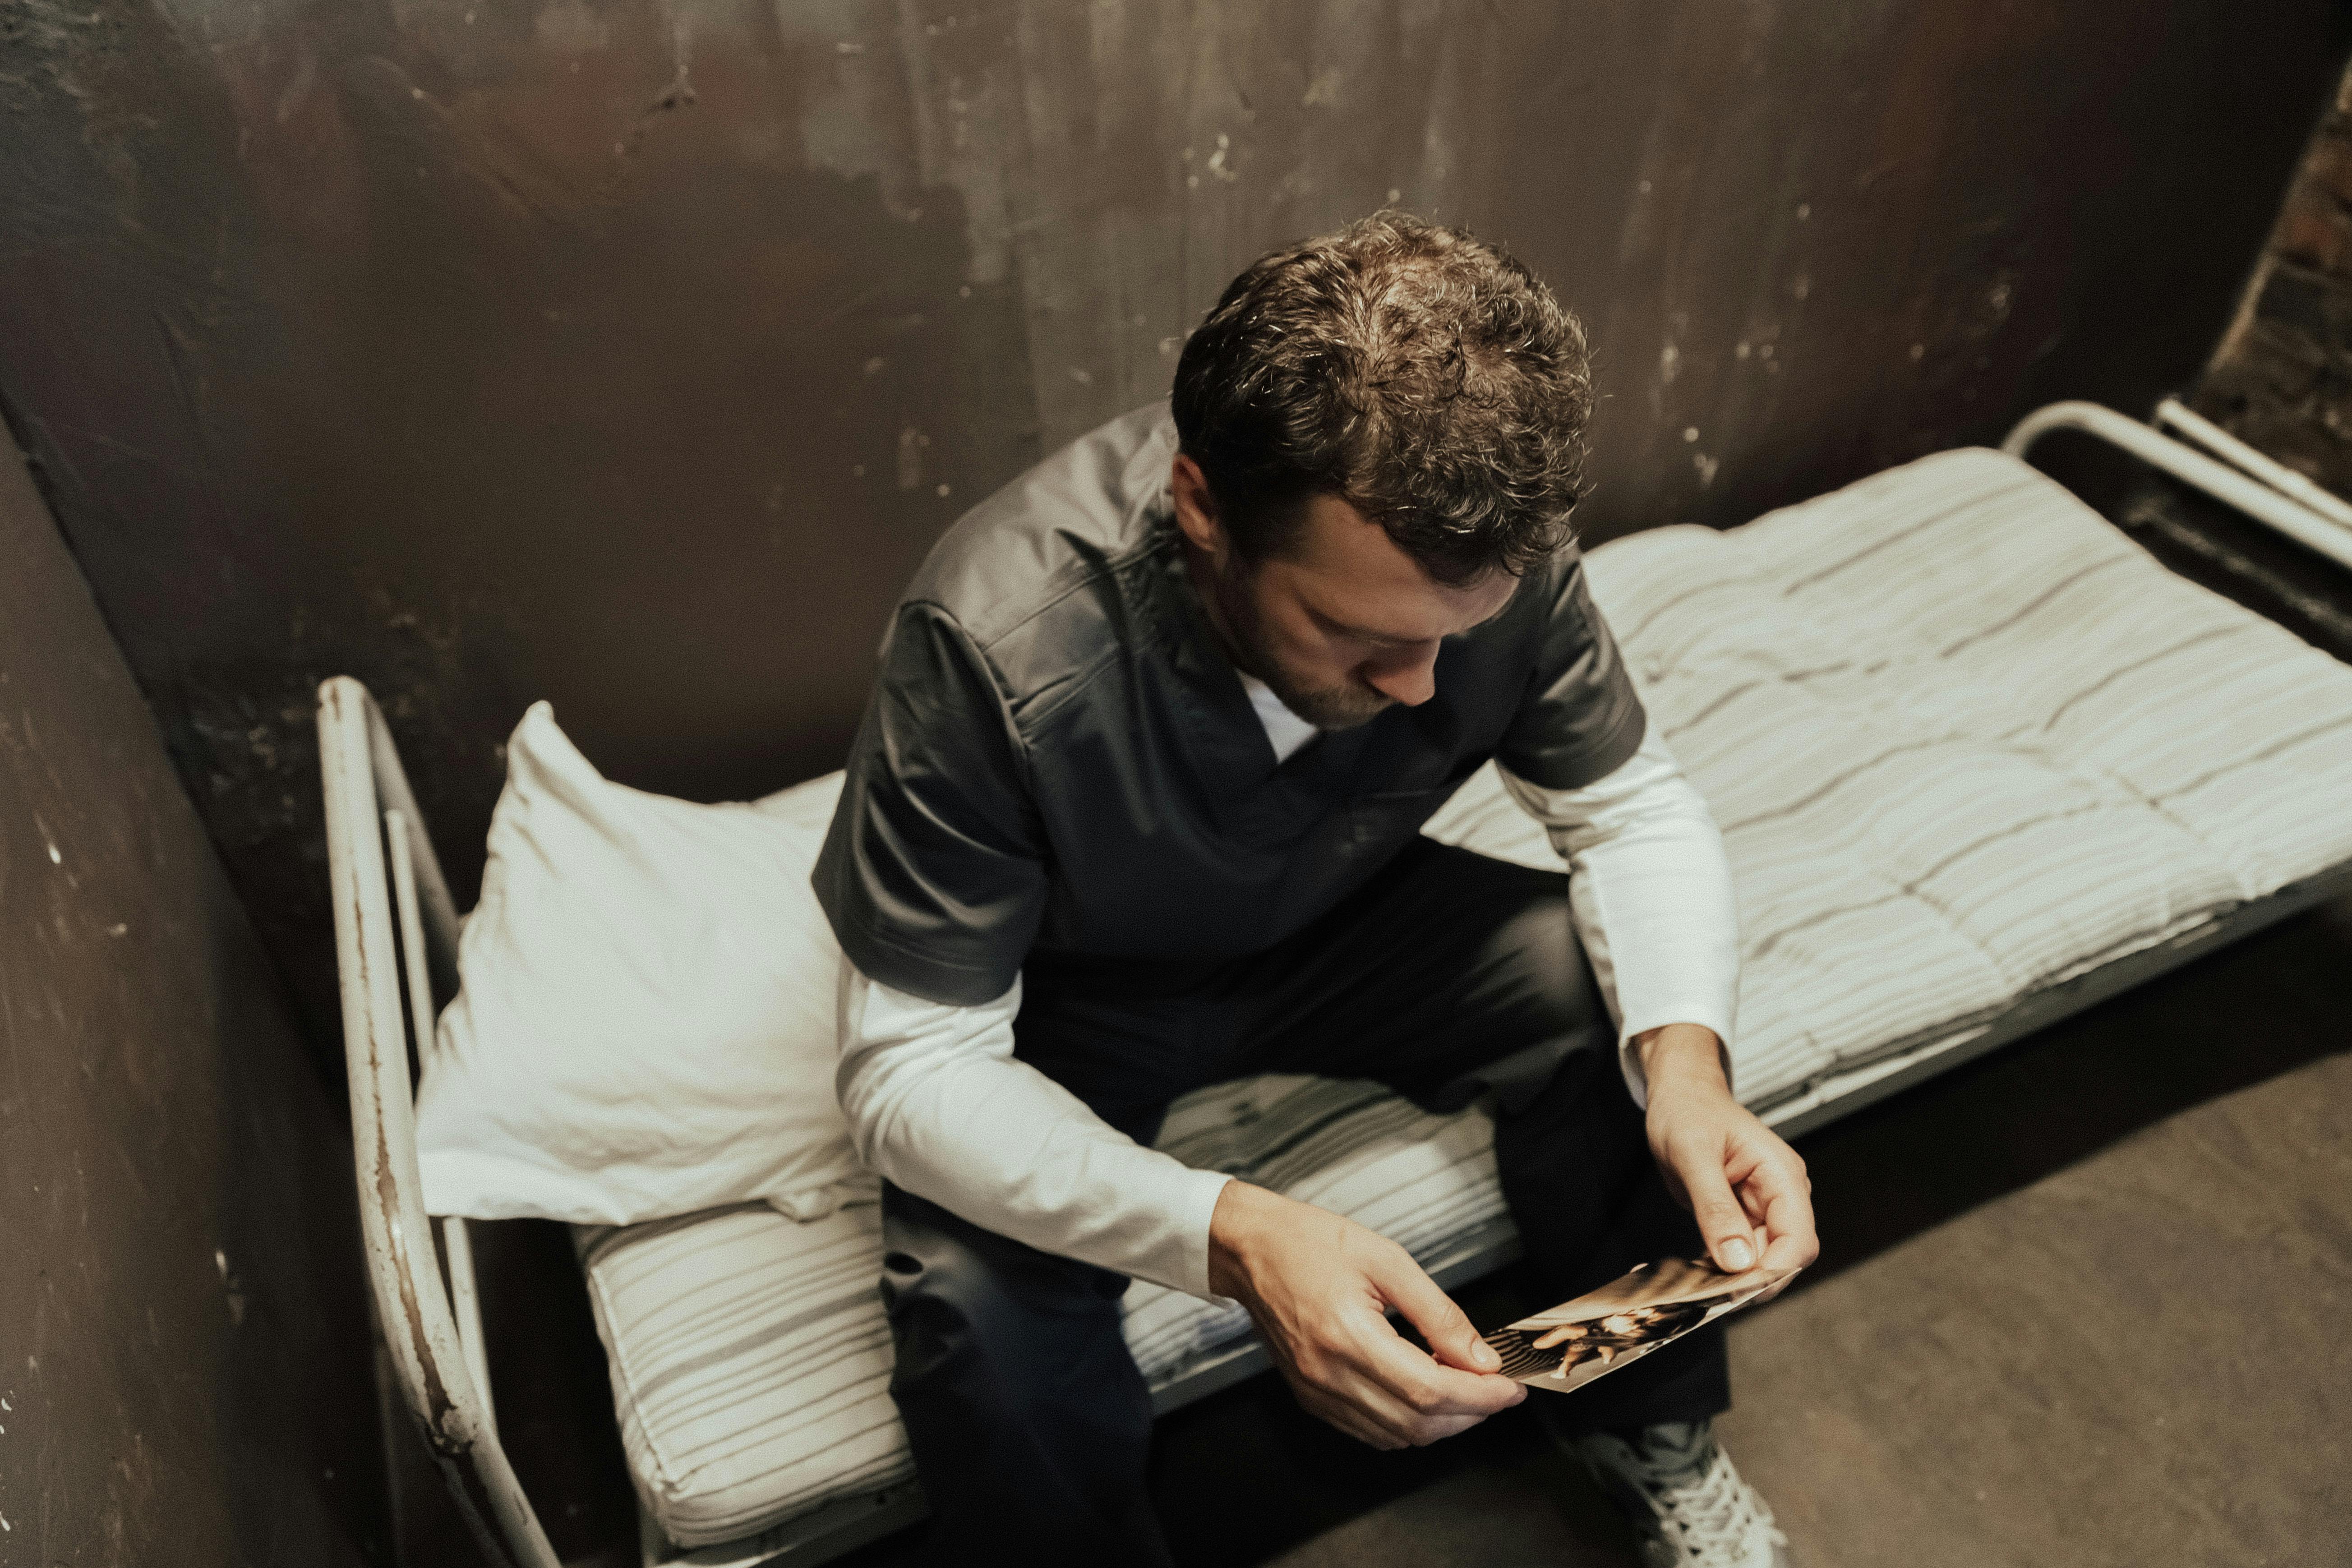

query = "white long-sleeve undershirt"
[[835, 679, 1741, 1300], [1495, 724, 1740, 1108]]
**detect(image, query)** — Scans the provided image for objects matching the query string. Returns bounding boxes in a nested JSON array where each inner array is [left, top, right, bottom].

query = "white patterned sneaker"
[[1568, 1420, 1794, 1568]]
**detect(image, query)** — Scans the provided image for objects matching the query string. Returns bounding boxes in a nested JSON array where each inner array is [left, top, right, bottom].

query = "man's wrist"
[[1206, 1179, 1280, 1299], [1635, 1023, 1730, 1100]]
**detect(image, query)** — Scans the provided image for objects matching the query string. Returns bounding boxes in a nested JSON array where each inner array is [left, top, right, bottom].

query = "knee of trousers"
[[879, 1234, 1149, 1433], [1488, 887, 1608, 1041], [1416, 884, 1614, 1119]]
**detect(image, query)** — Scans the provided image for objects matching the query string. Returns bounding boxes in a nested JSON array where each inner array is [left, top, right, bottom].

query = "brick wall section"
[[2199, 65, 2352, 490]]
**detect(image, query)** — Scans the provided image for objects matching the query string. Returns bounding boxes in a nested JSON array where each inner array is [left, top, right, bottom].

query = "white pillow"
[[414, 702, 873, 1225]]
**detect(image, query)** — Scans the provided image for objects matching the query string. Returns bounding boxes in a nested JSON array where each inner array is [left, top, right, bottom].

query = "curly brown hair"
[[1171, 212, 1593, 586]]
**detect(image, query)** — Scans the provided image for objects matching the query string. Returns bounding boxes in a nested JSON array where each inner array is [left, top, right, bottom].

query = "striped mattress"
[[578, 1075, 1504, 1548], [582, 446, 2352, 1552], [1432, 446, 2352, 1110]]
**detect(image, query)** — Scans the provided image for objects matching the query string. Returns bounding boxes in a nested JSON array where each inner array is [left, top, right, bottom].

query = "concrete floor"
[[479, 894, 2350, 1568], [1710, 1044, 2350, 1567]]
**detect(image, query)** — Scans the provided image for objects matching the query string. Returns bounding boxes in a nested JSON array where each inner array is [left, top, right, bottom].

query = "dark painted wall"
[[2, 0, 2346, 1051], [0, 430, 386, 1563]]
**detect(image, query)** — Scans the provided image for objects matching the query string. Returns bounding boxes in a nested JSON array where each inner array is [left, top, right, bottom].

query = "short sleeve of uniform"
[[812, 602, 1047, 1006], [1494, 552, 1649, 789]]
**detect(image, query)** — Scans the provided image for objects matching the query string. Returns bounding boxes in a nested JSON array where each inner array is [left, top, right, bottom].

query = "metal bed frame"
[[318, 397, 2352, 1568]]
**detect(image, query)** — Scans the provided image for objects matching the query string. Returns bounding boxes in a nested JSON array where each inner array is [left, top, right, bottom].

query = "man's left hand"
[[1635, 1023, 1820, 1277]]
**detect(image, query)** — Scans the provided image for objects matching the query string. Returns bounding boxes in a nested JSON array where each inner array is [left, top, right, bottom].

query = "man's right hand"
[[1206, 1180, 1526, 1449]]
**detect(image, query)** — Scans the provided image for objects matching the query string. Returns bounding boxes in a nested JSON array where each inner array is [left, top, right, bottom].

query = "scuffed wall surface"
[[0, 0, 2345, 1050], [0, 431, 385, 1562]]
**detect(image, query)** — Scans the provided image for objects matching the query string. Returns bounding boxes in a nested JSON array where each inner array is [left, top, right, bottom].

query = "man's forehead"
[[1282, 492, 1520, 638]]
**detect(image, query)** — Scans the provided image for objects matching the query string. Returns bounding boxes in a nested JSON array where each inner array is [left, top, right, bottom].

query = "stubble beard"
[[1210, 558, 1395, 732], [1261, 666, 1393, 731]]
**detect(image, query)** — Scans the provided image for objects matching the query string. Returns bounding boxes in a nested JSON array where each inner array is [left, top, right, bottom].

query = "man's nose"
[[1362, 642, 1442, 706]]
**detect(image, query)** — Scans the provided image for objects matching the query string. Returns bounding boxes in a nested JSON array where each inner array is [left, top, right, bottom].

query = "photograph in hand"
[[1483, 1256, 1799, 1394]]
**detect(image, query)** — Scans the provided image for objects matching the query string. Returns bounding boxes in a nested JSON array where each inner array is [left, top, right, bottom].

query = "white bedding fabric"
[[416, 706, 873, 1225], [1432, 447, 2352, 1108], [576, 445, 2352, 1549]]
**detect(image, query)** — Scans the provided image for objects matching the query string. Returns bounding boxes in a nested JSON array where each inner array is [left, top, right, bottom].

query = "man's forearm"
[[1499, 726, 1741, 1106], [1633, 1015, 1817, 1276], [835, 966, 1233, 1296]]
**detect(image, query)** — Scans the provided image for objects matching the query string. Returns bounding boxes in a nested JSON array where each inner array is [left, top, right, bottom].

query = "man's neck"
[[1176, 533, 1268, 685]]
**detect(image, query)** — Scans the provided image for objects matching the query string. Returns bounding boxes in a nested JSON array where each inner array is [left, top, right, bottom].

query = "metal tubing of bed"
[[365, 696, 466, 1001], [2002, 399, 2352, 573], [438, 1216, 497, 1438], [2151, 397, 2352, 535], [318, 678, 558, 1568], [373, 723, 501, 1445], [387, 808, 502, 1440]]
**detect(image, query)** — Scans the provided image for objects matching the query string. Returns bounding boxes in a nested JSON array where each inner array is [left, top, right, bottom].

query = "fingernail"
[[1720, 1238, 1754, 1271], [1472, 1339, 1499, 1371]]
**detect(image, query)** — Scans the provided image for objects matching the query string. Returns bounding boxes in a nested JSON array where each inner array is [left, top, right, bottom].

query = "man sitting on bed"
[[813, 212, 1819, 1568]]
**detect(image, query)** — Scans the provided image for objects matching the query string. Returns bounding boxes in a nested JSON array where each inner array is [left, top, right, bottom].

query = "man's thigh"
[[877, 1184, 1169, 1561], [1232, 837, 1610, 1111], [1014, 837, 1606, 1121]]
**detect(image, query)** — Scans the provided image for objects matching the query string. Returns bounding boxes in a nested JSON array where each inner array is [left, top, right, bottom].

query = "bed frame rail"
[[2003, 397, 2352, 573], [318, 676, 558, 1568]]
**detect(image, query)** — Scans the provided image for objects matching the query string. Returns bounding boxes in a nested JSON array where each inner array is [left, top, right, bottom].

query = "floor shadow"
[[474, 1219, 642, 1567], [1781, 896, 2350, 1306]]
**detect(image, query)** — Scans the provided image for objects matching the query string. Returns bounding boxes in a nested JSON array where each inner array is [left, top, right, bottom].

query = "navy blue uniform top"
[[812, 403, 1647, 1007]]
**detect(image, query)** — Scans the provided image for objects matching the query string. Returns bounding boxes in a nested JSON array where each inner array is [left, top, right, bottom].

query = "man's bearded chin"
[[1213, 558, 1395, 732], [1261, 669, 1393, 730]]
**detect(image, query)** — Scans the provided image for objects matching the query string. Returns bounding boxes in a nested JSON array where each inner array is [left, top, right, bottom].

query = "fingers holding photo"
[[1210, 1181, 1523, 1450]]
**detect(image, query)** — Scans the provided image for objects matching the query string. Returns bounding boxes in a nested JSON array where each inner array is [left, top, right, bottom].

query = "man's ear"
[[1169, 453, 1229, 565]]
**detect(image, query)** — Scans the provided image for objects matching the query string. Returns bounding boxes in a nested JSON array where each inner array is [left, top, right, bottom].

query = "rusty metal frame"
[[318, 676, 558, 1568], [385, 811, 501, 1439], [2149, 397, 2352, 537], [2003, 397, 2352, 572], [318, 674, 938, 1568]]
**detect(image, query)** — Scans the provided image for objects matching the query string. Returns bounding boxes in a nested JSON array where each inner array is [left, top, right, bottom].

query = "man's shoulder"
[[1461, 538, 1593, 654], [904, 403, 1178, 665]]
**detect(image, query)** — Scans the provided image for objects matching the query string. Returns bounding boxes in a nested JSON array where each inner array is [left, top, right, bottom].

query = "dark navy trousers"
[[878, 839, 1730, 1564]]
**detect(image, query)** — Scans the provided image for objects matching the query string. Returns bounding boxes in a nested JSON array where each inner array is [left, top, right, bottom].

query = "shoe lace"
[[1647, 1447, 1787, 1567]]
